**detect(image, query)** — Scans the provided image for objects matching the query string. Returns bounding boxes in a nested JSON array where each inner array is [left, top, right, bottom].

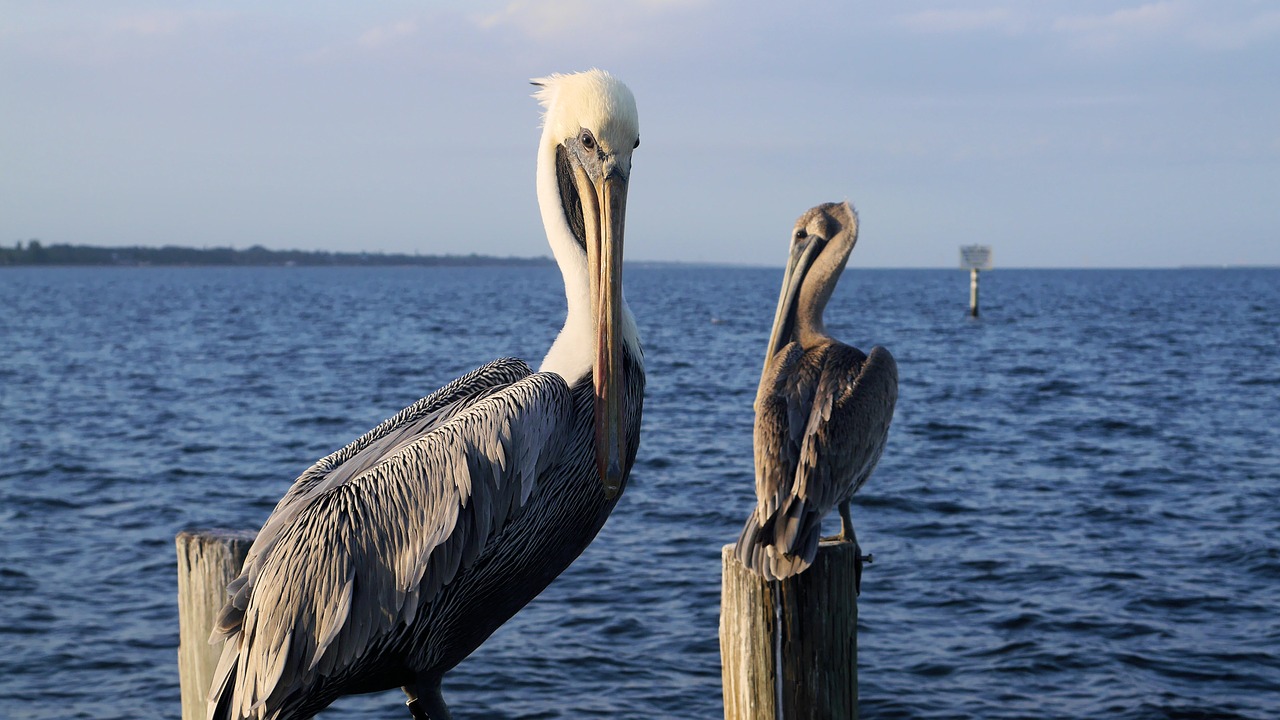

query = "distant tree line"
[[1, 240, 553, 268]]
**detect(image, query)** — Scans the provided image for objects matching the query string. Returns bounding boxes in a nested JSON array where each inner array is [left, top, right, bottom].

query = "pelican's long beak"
[[576, 163, 628, 498], [762, 234, 825, 373]]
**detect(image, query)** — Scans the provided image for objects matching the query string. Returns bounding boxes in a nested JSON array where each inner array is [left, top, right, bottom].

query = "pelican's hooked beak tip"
[[602, 472, 622, 499], [595, 430, 624, 499]]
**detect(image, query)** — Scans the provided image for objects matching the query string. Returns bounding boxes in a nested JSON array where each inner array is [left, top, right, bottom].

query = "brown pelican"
[[206, 69, 644, 720], [734, 201, 897, 588]]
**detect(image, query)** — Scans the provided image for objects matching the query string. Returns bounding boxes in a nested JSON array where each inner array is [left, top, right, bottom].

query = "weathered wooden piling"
[[176, 529, 256, 720], [719, 541, 859, 720]]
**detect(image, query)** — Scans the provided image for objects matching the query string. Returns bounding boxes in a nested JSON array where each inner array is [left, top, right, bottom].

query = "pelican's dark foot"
[[404, 681, 452, 720]]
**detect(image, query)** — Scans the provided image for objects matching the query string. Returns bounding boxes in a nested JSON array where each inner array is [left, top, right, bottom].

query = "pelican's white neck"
[[535, 129, 640, 383]]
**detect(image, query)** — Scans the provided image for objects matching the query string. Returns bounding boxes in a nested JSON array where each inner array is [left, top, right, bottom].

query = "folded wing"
[[207, 358, 575, 719]]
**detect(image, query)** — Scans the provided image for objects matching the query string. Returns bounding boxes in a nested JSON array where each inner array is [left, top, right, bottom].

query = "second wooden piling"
[[176, 529, 256, 720], [719, 541, 859, 720]]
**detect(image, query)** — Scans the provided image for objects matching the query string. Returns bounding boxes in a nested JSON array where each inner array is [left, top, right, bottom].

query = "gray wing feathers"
[[210, 365, 572, 720], [212, 357, 531, 642]]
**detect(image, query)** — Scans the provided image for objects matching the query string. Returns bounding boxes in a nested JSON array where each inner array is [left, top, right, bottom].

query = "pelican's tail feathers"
[[734, 511, 820, 581], [733, 515, 766, 573]]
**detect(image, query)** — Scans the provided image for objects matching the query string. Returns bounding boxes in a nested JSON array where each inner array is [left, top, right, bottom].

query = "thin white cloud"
[[1052, 1, 1280, 51], [1, 8, 240, 64], [356, 20, 420, 49], [111, 13, 184, 37], [1185, 9, 1280, 50], [109, 9, 239, 38], [1052, 1, 1185, 44], [895, 8, 1024, 35], [473, 0, 708, 42]]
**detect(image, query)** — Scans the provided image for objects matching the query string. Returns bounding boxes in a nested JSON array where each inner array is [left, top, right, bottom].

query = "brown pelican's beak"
[[763, 232, 825, 371], [575, 162, 628, 498]]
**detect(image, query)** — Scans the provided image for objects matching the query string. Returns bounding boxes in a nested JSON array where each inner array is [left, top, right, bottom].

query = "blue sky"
[[2, 1, 1277, 267]]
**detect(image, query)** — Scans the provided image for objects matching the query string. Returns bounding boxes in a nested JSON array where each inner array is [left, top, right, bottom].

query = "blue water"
[[1, 265, 1278, 719]]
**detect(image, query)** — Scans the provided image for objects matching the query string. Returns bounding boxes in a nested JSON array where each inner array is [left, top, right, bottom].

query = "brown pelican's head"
[[764, 201, 859, 365], [533, 70, 640, 498]]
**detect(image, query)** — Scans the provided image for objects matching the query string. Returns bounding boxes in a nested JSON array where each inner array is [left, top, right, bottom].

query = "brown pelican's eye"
[[580, 130, 596, 150], [795, 229, 808, 241]]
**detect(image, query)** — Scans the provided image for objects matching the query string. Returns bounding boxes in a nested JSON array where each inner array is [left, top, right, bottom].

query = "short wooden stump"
[[176, 529, 256, 720]]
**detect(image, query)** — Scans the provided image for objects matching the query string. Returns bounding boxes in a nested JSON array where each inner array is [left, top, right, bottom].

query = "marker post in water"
[[960, 245, 992, 317]]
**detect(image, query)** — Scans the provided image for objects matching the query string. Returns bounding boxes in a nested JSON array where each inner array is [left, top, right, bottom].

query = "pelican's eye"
[[795, 229, 808, 241], [580, 130, 596, 150]]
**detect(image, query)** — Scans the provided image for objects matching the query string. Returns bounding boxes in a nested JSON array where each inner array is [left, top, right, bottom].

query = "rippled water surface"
[[1, 266, 1278, 719]]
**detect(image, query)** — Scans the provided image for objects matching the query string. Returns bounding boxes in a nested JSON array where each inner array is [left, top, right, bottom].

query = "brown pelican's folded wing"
[[803, 344, 897, 506], [739, 344, 897, 580]]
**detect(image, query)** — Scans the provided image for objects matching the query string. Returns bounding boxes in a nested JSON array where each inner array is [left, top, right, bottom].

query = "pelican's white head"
[[534, 70, 639, 161], [532, 69, 639, 307], [531, 69, 640, 498]]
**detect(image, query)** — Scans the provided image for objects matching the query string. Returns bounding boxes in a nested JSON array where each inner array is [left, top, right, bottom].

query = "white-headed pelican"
[[207, 69, 644, 720]]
